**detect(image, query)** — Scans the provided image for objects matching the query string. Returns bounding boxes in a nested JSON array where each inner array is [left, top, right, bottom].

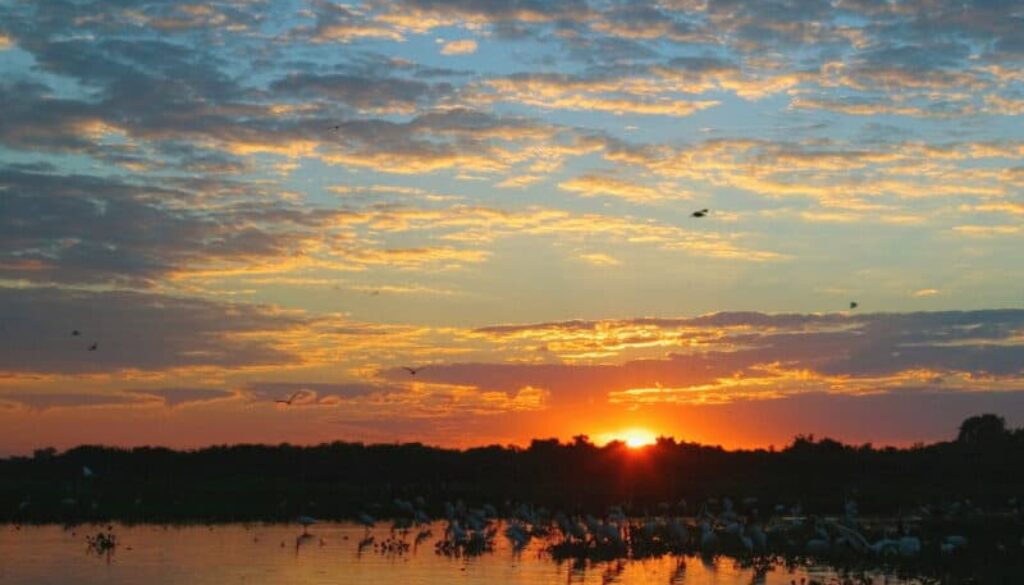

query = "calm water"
[[0, 523, 924, 584]]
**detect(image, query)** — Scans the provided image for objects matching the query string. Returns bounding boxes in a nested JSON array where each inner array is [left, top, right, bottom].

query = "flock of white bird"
[[284, 494, 1020, 565]]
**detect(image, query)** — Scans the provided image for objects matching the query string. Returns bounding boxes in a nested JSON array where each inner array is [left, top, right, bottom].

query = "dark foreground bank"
[[2, 414, 1023, 524]]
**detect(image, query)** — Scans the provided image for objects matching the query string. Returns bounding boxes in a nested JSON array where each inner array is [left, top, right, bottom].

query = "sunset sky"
[[1, 0, 1023, 455]]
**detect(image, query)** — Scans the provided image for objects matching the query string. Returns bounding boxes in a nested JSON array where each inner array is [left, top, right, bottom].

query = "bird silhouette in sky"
[[72, 330, 81, 336], [691, 208, 709, 218], [402, 366, 425, 376], [275, 392, 302, 406], [850, 301, 858, 310], [326, 124, 342, 131], [88, 342, 98, 351]]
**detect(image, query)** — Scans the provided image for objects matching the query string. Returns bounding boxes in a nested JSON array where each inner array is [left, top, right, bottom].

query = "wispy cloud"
[[577, 253, 621, 267], [440, 39, 478, 55]]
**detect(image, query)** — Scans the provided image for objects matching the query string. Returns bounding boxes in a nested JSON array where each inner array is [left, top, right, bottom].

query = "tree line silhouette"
[[2, 414, 1022, 523]]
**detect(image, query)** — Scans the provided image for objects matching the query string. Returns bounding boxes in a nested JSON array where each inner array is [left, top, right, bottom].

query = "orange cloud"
[[440, 39, 478, 55]]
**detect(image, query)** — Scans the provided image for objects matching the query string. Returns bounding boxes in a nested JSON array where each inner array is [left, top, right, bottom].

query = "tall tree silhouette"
[[957, 413, 1008, 444]]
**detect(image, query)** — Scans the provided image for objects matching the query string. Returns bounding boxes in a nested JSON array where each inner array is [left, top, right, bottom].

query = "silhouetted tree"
[[571, 434, 592, 447], [957, 413, 1008, 444], [32, 447, 56, 460]]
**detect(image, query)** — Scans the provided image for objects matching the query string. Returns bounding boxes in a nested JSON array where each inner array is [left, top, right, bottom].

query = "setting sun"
[[617, 429, 658, 448]]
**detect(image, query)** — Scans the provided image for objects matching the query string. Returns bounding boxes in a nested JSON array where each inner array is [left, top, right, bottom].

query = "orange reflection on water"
[[0, 523, 924, 585]]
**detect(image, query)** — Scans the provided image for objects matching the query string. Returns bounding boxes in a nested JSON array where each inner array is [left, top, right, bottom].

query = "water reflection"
[[0, 523, 925, 585]]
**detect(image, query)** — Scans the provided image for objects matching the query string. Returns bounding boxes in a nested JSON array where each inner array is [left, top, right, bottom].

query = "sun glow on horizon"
[[602, 428, 657, 449]]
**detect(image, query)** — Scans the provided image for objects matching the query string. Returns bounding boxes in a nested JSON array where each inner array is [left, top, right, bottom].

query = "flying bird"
[[402, 366, 425, 376], [691, 208, 709, 218], [275, 392, 302, 406], [71, 330, 81, 336], [326, 124, 342, 131], [849, 301, 858, 310], [88, 342, 98, 351]]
